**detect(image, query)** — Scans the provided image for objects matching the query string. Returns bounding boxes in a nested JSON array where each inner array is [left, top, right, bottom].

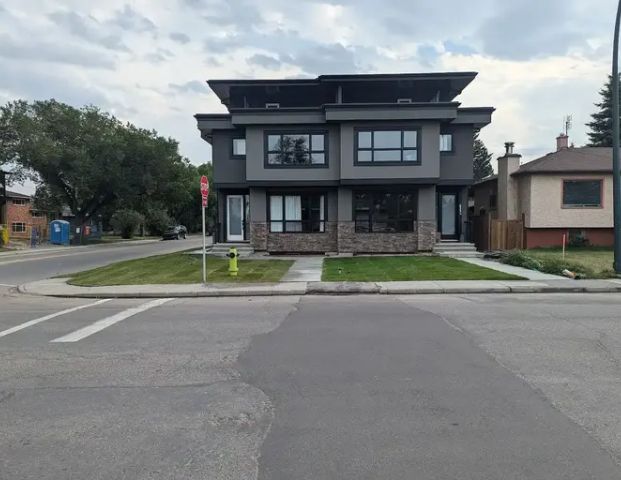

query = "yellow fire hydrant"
[[0, 225, 8, 246], [228, 247, 239, 277]]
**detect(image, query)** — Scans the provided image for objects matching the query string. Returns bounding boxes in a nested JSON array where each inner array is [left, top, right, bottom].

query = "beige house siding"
[[527, 174, 613, 228], [517, 176, 531, 227]]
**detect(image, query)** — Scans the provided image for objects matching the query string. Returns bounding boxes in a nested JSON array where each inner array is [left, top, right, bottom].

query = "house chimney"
[[497, 141, 522, 221], [556, 133, 569, 151]]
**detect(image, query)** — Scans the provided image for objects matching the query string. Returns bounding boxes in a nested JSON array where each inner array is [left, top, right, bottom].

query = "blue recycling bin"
[[49, 220, 70, 246]]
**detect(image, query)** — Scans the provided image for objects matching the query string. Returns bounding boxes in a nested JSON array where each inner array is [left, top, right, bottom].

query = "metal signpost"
[[200, 175, 209, 285], [613, 0, 621, 274]]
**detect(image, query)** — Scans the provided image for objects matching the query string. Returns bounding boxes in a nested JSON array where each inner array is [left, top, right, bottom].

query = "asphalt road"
[[0, 236, 204, 285], [2, 291, 621, 479]]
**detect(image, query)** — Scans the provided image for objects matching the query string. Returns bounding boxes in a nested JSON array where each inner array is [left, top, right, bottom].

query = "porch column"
[[248, 188, 267, 251], [417, 185, 436, 251]]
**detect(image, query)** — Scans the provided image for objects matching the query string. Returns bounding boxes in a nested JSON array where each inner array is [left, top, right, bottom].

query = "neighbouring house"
[[471, 135, 615, 249], [0, 190, 49, 241], [195, 72, 494, 254]]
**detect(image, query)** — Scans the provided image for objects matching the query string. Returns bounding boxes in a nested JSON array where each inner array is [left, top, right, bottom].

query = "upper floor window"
[[356, 129, 419, 164], [266, 132, 326, 167], [562, 179, 602, 208], [11, 198, 28, 205], [232, 138, 246, 158], [440, 134, 453, 153]]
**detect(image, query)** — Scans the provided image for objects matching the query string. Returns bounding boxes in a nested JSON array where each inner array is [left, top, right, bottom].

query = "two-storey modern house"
[[195, 73, 493, 254]]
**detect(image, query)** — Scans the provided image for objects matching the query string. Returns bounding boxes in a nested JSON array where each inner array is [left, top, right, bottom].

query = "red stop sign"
[[200, 175, 209, 196]]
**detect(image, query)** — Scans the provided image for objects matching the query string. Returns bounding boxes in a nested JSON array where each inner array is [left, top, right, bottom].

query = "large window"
[[440, 134, 453, 152], [354, 191, 417, 233], [232, 138, 246, 157], [11, 222, 26, 233], [356, 129, 419, 164], [562, 179, 602, 208], [269, 194, 325, 232], [11, 198, 28, 205], [266, 132, 326, 166]]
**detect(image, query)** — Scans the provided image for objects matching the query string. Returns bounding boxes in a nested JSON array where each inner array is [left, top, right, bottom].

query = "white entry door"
[[226, 195, 244, 241]]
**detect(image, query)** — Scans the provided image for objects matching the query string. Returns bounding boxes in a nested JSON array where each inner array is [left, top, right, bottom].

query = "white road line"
[[51, 298, 173, 343], [0, 299, 112, 338]]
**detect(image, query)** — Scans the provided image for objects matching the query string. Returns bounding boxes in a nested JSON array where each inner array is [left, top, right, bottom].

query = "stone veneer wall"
[[250, 222, 268, 251], [252, 221, 436, 254], [267, 222, 338, 253]]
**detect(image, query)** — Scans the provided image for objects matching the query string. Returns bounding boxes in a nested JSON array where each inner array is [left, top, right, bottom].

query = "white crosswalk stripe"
[[0, 299, 112, 338], [50, 298, 173, 343]]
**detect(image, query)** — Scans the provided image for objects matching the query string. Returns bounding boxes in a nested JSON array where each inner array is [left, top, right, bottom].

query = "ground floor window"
[[11, 222, 26, 233], [354, 190, 417, 233], [269, 194, 325, 233]]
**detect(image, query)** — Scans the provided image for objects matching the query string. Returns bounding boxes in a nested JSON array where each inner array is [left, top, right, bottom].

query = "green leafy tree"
[[110, 209, 144, 239], [586, 75, 621, 147], [145, 208, 173, 236], [0, 101, 30, 185], [473, 130, 494, 181]]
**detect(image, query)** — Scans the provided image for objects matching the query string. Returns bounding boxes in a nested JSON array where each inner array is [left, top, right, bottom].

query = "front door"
[[439, 193, 459, 240], [226, 195, 244, 242]]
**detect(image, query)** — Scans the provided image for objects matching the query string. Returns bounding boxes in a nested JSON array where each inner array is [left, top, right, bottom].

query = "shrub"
[[145, 209, 172, 236], [501, 251, 543, 271], [110, 209, 145, 239]]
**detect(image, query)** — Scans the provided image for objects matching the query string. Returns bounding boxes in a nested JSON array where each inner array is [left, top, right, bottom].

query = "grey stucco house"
[[195, 72, 493, 254]]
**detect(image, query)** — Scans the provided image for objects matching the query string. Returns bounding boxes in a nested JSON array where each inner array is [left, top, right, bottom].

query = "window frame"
[[439, 133, 454, 154], [231, 136, 246, 159], [352, 190, 418, 233], [264, 130, 329, 169], [561, 178, 604, 209], [268, 192, 327, 233], [11, 222, 26, 233], [11, 198, 28, 205], [354, 127, 421, 166]]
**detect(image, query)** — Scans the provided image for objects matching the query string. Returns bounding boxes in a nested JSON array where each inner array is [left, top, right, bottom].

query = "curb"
[[16, 279, 621, 299]]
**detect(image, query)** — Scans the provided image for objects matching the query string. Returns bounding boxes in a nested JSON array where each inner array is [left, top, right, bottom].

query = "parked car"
[[162, 225, 187, 240]]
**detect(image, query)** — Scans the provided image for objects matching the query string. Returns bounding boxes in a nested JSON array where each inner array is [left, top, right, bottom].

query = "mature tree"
[[170, 162, 217, 233], [1, 99, 193, 233], [473, 130, 494, 181], [0, 101, 32, 184], [110, 209, 145, 239], [586, 75, 620, 147]]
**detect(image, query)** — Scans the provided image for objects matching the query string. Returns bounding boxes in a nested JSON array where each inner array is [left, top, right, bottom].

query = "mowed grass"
[[527, 247, 615, 278], [68, 252, 293, 286], [322, 256, 524, 282]]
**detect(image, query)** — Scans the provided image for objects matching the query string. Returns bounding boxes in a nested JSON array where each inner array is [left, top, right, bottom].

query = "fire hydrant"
[[227, 247, 239, 277]]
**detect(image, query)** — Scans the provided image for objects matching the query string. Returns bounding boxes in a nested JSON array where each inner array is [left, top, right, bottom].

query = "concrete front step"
[[436, 252, 483, 258]]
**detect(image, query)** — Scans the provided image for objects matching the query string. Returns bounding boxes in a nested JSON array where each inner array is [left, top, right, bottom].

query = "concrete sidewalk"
[[17, 277, 621, 298]]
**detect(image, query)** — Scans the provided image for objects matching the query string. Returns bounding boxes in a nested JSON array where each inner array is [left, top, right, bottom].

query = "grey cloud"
[[144, 48, 175, 63], [169, 80, 208, 94], [48, 10, 129, 51], [247, 53, 281, 69], [170, 32, 191, 44], [110, 5, 156, 33], [283, 43, 363, 75], [202, 0, 264, 31], [478, 0, 584, 60], [0, 34, 115, 69]]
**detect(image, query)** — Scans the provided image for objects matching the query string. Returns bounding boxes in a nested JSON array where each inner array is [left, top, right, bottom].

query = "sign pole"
[[202, 204, 207, 285]]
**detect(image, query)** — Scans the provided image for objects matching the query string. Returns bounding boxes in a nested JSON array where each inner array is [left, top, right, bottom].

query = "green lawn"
[[526, 247, 615, 278], [68, 252, 294, 286], [322, 256, 524, 282]]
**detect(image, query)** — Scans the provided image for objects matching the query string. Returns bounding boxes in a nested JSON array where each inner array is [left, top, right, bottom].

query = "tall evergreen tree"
[[473, 130, 493, 181], [586, 75, 621, 147]]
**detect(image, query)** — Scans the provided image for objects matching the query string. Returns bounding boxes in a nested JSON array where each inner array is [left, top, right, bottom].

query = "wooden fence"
[[472, 215, 523, 251]]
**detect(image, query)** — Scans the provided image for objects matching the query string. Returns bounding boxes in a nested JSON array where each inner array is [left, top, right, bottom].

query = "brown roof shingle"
[[512, 147, 613, 176]]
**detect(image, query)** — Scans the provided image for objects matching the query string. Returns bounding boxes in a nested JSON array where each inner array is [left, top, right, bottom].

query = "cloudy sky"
[[0, 0, 616, 192]]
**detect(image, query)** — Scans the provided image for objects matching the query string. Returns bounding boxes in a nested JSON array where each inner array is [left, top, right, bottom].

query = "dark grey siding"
[[212, 130, 246, 186], [439, 124, 474, 182]]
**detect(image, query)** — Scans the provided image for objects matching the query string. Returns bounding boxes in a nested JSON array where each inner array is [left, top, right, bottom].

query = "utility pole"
[[613, 0, 621, 274]]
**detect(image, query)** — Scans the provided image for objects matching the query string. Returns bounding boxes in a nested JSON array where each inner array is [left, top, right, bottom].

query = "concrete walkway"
[[17, 277, 621, 298], [281, 257, 324, 282], [459, 257, 569, 280]]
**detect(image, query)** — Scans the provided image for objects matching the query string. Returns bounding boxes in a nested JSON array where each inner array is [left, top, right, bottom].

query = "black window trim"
[[439, 132, 455, 155], [352, 189, 418, 233], [264, 129, 329, 169], [231, 136, 246, 159], [561, 178, 604, 209], [267, 192, 328, 234], [354, 126, 422, 166]]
